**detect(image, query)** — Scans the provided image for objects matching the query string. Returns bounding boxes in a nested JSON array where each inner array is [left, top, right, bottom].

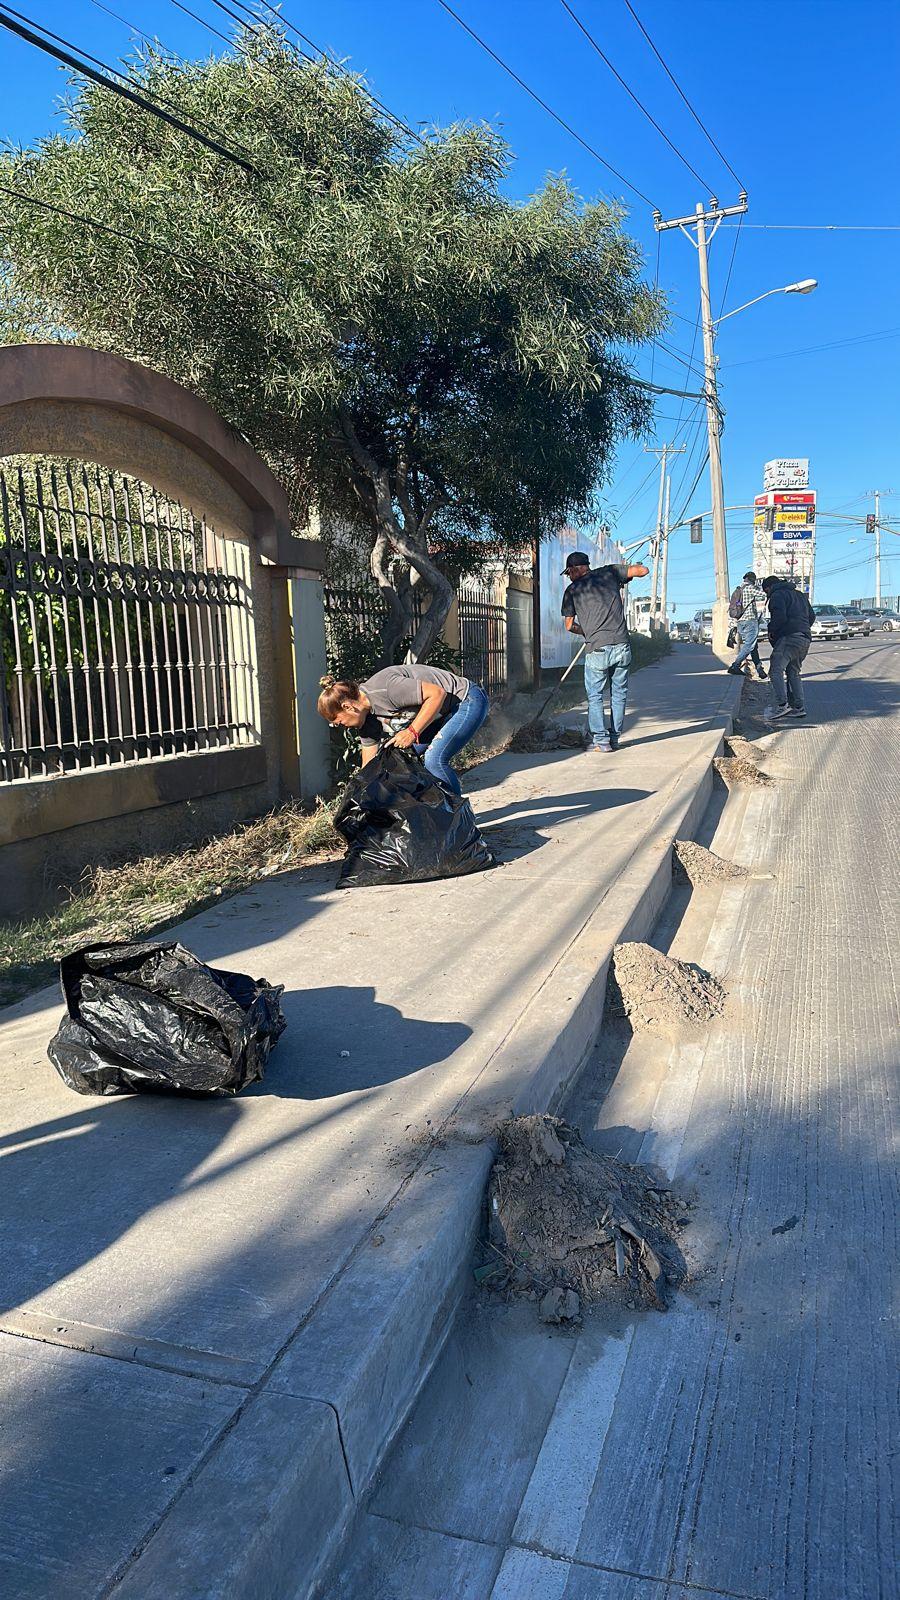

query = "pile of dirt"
[[673, 838, 748, 887], [508, 718, 588, 753], [480, 1115, 689, 1321], [607, 940, 726, 1036], [714, 734, 772, 787]]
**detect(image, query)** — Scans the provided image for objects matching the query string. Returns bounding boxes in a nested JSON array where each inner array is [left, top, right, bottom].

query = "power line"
[[621, 0, 744, 190], [435, 0, 658, 208], [721, 223, 900, 232], [0, 179, 280, 295], [717, 211, 743, 318], [232, 0, 425, 144], [729, 325, 900, 370], [558, 0, 714, 191], [0, 3, 258, 174]]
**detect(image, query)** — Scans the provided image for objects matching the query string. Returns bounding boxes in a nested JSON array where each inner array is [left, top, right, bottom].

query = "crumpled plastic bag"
[[47, 939, 286, 1096], [333, 747, 494, 888]]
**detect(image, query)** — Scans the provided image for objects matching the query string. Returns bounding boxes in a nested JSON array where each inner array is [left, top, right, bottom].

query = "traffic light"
[[765, 506, 776, 532], [866, 514, 876, 534], [690, 517, 703, 543]]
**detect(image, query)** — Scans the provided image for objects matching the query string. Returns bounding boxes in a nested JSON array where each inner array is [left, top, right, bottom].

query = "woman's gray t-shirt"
[[358, 664, 470, 747]]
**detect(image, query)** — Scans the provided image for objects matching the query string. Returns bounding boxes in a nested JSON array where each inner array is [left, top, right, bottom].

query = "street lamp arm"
[[712, 278, 817, 327]]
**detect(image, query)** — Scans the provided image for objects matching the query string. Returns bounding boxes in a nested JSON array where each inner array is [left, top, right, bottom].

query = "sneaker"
[[589, 739, 613, 753], [726, 664, 743, 674], [786, 707, 806, 718], [764, 704, 791, 722]]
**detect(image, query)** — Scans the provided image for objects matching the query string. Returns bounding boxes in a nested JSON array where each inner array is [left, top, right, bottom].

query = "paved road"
[[326, 636, 899, 1600]]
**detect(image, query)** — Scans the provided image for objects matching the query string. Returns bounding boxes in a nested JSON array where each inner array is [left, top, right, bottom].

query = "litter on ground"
[[607, 940, 726, 1036]]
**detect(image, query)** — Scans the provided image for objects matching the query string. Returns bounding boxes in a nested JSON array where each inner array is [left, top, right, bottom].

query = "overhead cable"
[[559, 0, 714, 191], [435, 0, 657, 208], [0, 4, 258, 174], [225, 0, 425, 144], [621, 0, 744, 190]]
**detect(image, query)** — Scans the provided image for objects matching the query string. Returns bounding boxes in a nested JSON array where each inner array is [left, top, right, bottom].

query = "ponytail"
[[317, 674, 363, 721]]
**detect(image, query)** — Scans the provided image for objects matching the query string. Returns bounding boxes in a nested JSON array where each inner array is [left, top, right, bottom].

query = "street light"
[[714, 279, 818, 326], [700, 272, 817, 656]]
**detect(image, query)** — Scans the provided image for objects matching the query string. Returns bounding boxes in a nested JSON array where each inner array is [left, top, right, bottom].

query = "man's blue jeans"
[[733, 615, 760, 667], [584, 643, 631, 748], [415, 684, 489, 796]]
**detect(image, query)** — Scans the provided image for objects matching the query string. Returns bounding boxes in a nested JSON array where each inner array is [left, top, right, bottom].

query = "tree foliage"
[[0, 27, 664, 662]]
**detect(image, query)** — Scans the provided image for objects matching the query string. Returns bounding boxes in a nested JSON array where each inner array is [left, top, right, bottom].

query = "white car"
[[810, 605, 849, 640], [691, 610, 713, 643]]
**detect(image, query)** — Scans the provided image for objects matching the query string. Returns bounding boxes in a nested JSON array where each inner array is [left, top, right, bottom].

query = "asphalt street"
[[326, 636, 900, 1600]]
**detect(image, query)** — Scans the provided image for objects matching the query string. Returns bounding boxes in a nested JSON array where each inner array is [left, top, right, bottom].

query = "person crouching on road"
[[560, 550, 650, 753], [727, 570, 768, 680], [760, 576, 815, 722], [317, 664, 489, 797]]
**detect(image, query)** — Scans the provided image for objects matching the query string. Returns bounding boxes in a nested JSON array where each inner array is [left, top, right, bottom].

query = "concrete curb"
[[111, 692, 742, 1600]]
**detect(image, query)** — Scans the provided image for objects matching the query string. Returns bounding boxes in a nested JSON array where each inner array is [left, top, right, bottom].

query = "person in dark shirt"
[[760, 576, 815, 721], [560, 550, 650, 752], [317, 663, 488, 796]]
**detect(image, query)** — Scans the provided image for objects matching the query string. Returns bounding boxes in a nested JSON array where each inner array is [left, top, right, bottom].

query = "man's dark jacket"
[[767, 581, 815, 645]]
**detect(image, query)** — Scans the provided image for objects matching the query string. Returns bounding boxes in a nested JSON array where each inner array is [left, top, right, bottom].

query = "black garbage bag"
[[333, 747, 494, 888], [47, 940, 286, 1096]]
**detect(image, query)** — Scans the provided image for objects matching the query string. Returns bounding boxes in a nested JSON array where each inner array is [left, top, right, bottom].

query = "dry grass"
[[0, 801, 341, 1008]]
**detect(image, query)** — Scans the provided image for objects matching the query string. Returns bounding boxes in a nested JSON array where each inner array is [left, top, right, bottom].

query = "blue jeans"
[[584, 644, 631, 748], [733, 615, 761, 668], [415, 684, 489, 796]]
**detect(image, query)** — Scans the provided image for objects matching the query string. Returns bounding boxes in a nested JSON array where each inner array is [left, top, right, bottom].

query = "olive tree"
[[0, 28, 663, 663]]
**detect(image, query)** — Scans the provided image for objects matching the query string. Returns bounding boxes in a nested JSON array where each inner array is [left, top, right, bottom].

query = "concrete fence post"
[[290, 572, 332, 800]]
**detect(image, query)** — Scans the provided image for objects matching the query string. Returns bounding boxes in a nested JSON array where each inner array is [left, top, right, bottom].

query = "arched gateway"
[[0, 344, 329, 918]]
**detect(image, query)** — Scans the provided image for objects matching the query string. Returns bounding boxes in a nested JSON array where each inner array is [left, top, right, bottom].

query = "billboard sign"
[[763, 458, 809, 491]]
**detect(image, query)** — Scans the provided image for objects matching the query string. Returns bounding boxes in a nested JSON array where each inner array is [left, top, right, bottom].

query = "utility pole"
[[659, 473, 672, 625], [865, 490, 894, 606], [645, 442, 685, 622], [654, 191, 749, 658]]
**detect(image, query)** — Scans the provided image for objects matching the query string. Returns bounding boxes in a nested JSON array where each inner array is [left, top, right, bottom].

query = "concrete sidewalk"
[[0, 646, 740, 1600]]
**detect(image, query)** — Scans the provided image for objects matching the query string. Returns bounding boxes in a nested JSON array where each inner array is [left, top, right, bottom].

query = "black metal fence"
[[457, 578, 508, 696], [1, 460, 259, 783], [323, 573, 509, 697]]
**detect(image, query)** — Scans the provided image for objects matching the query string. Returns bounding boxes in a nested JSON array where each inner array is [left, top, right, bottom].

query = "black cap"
[[562, 551, 591, 575]]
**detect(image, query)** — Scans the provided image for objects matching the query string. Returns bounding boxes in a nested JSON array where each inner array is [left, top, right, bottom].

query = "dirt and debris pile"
[[673, 838, 749, 887], [508, 719, 588, 754], [607, 940, 726, 1036], [715, 735, 772, 786], [481, 1115, 689, 1321]]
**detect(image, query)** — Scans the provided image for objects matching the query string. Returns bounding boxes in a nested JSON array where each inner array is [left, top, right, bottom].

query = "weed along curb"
[[110, 688, 741, 1600]]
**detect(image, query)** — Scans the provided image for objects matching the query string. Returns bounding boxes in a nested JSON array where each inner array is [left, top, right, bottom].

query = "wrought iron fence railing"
[[457, 579, 508, 697], [323, 573, 509, 698], [0, 460, 260, 783]]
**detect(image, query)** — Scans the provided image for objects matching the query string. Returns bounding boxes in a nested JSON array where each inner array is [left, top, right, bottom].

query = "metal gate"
[[0, 460, 260, 782], [458, 578, 507, 696]]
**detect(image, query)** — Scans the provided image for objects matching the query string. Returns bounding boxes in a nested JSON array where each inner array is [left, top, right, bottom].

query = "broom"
[[508, 643, 588, 752]]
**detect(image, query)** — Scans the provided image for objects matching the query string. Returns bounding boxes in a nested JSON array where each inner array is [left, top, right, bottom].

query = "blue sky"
[[3, 0, 899, 609]]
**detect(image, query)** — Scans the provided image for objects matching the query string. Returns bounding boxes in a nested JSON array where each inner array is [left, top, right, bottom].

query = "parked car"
[[859, 607, 900, 631], [839, 608, 871, 636], [691, 609, 713, 643], [810, 604, 849, 640], [671, 621, 692, 642]]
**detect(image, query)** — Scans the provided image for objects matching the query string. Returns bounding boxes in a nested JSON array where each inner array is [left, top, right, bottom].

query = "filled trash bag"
[[47, 940, 286, 1096], [334, 747, 494, 888]]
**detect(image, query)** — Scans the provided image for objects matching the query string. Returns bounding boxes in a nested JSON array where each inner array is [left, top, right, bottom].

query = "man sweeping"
[[560, 551, 650, 753]]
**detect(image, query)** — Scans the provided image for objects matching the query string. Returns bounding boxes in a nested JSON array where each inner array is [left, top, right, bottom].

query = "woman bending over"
[[317, 664, 488, 797]]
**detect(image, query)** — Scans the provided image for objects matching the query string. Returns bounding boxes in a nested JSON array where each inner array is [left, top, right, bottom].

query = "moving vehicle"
[[838, 608, 871, 637], [671, 621, 692, 642], [859, 607, 900, 631], [691, 610, 713, 644], [810, 605, 849, 640]]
